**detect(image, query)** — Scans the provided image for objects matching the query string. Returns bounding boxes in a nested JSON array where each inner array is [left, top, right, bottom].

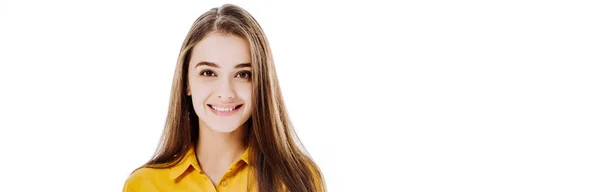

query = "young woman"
[[122, 4, 325, 192]]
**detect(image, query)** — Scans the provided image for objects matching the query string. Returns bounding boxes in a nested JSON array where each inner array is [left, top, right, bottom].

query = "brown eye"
[[200, 70, 216, 77], [236, 71, 251, 79]]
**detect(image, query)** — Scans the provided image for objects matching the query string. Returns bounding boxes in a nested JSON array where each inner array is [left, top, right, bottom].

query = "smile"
[[207, 104, 243, 116]]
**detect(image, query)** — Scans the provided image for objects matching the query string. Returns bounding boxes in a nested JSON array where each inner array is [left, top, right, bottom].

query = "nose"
[[216, 79, 236, 100], [218, 95, 233, 99]]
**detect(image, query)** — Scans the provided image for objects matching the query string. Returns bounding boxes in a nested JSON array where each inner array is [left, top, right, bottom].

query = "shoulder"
[[122, 167, 171, 192]]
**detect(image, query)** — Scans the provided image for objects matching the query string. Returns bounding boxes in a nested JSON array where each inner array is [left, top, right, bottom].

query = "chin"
[[208, 125, 239, 133], [203, 121, 247, 133]]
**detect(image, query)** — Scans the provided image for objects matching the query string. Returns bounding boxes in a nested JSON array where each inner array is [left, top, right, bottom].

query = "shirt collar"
[[169, 146, 250, 180]]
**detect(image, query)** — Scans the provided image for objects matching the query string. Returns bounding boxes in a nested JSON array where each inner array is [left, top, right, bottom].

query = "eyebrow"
[[195, 61, 251, 69]]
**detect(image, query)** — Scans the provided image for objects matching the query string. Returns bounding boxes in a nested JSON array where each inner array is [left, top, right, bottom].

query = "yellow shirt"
[[122, 147, 256, 192]]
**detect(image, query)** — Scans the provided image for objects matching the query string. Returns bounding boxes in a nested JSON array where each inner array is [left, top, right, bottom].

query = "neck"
[[196, 122, 247, 167]]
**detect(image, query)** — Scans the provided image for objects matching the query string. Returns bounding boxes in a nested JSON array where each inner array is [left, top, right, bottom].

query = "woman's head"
[[144, 4, 325, 191], [186, 32, 253, 133], [176, 4, 269, 135]]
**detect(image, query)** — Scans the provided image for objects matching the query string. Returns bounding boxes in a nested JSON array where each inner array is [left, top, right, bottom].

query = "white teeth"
[[211, 106, 234, 112]]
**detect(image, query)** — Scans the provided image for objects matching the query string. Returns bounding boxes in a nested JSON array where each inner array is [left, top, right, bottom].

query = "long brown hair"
[[139, 4, 325, 192]]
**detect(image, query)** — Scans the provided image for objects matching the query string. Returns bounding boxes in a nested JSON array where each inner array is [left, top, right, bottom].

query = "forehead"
[[190, 32, 251, 68]]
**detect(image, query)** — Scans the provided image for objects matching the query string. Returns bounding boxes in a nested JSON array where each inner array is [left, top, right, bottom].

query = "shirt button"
[[220, 180, 228, 187]]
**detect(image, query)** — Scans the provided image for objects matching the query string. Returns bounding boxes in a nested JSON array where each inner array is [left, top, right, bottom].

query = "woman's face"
[[187, 32, 253, 133]]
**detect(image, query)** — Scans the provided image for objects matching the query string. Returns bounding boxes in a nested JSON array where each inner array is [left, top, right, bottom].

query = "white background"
[[1, 0, 599, 191]]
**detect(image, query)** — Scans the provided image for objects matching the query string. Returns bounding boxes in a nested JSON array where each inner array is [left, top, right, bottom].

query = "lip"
[[210, 103, 243, 108], [207, 104, 243, 116]]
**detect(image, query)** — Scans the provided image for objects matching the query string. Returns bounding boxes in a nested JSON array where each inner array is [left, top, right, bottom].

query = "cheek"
[[189, 80, 212, 102], [238, 82, 252, 102], [238, 83, 253, 117]]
